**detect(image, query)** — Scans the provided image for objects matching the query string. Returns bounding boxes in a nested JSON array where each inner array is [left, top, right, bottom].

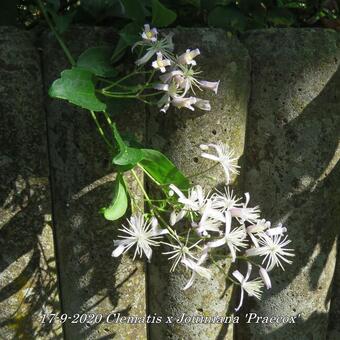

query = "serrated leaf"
[[49, 67, 106, 111], [77, 46, 118, 77], [139, 149, 190, 189], [151, 0, 177, 27], [100, 173, 128, 221]]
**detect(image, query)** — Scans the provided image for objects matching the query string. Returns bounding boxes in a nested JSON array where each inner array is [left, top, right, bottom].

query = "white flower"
[[229, 192, 260, 224], [155, 81, 182, 113], [162, 231, 202, 272], [200, 143, 240, 184], [182, 248, 211, 290], [135, 32, 174, 66], [246, 233, 294, 271], [151, 52, 171, 73], [193, 98, 211, 111], [207, 211, 247, 262], [141, 24, 158, 42], [112, 214, 167, 262], [171, 96, 197, 111], [178, 48, 200, 66], [211, 187, 243, 211], [259, 267, 272, 289], [159, 70, 184, 84], [246, 219, 271, 247], [232, 263, 264, 311], [169, 184, 207, 225], [198, 80, 220, 94], [192, 199, 222, 236]]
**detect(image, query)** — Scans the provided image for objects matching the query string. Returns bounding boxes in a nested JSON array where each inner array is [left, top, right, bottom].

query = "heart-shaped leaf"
[[151, 0, 177, 27], [49, 67, 106, 111]]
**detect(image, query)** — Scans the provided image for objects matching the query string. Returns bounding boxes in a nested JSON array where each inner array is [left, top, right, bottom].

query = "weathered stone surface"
[[41, 27, 146, 339], [328, 237, 340, 339], [0, 27, 62, 339], [147, 28, 251, 339], [238, 28, 340, 339]]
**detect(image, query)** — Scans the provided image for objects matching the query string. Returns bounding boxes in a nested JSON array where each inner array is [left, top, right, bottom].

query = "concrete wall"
[[0, 26, 339, 340]]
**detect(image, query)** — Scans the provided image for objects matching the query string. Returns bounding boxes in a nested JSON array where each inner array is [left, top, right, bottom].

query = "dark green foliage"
[[19, 0, 340, 33]]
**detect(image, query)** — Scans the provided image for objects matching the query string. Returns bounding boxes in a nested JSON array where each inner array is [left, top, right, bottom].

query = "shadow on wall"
[[40, 26, 145, 339], [0, 173, 62, 339], [238, 29, 340, 339]]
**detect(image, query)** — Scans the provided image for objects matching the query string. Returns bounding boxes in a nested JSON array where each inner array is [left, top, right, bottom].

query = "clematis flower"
[[246, 219, 271, 247], [151, 52, 171, 73], [232, 263, 264, 311], [135, 32, 174, 66], [246, 233, 294, 271], [207, 211, 247, 262], [162, 231, 202, 272], [198, 80, 220, 94], [192, 199, 223, 236], [211, 187, 243, 211], [178, 48, 200, 66], [171, 96, 197, 111], [159, 70, 184, 84], [228, 192, 260, 224], [112, 214, 168, 262], [141, 24, 158, 42], [169, 184, 207, 225], [193, 98, 211, 111], [200, 143, 240, 184], [183, 246, 210, 290]]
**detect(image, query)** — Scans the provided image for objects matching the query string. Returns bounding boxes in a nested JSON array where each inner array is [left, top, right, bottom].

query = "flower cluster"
[[112, 141, 294, 311], [133, 24, 220, 113]]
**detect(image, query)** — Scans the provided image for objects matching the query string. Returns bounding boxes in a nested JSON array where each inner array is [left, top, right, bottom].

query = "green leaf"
[[80, 0, 121, 19], [139, 149, 190, 189], [121, 0, 148, 23], [208, 6, 247, 31], [100, 173, 128, 221], [111, 123, 144, 166], [201, 0, 233, 10], [111, 22, 141, 63], [151, 0, 177, 27], [267, 8, 296, 26], [77, 46, 118, 78], [49, 67, 106, 112]]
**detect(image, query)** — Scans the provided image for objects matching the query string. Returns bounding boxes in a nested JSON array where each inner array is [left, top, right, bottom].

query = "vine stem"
[[37, 0, 76, 66], [131, 168, 176, 236], [90, 111, 114, 151], [131, 169, 152, 203]]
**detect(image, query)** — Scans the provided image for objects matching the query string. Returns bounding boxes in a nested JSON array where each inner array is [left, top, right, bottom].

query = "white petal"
[[112, 244, 126, 258], [232, 270, 244, 284], [154, 83, 169, 91], [259, 267, 272, 289], [266, 226, 287, 237]]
